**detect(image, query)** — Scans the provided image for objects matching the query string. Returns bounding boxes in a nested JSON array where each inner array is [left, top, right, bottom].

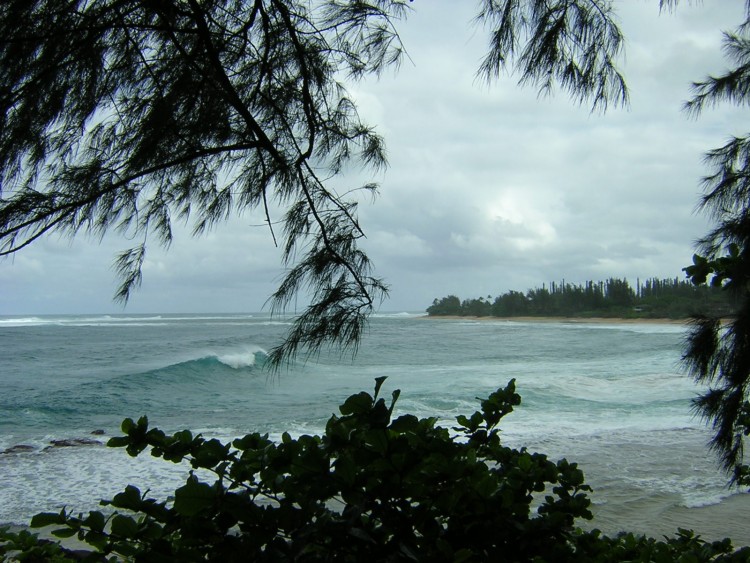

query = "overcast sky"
[[1, 1, 748, 315]]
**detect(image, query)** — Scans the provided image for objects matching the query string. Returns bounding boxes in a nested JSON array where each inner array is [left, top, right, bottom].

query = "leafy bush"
[[2, 379, 748, 561]]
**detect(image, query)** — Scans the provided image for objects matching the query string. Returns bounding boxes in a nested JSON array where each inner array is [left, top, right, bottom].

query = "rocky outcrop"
[[44, 438, 102, 450], [1, 444, 35, 454], [2, 435, 105, 454]]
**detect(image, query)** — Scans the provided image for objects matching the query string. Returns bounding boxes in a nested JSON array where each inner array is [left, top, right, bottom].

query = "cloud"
[[2, 0, 747, 314]]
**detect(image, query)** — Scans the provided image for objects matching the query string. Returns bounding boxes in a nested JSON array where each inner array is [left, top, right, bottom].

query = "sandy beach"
[[418, 315, 689, 325], [586, 491, 750, 546], [10, 493, 749, 552]]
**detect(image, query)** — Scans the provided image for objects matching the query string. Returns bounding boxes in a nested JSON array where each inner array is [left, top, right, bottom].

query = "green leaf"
[[233, 432, 270, 451], [518, 453, 533, 472], [453, 548, 476, 562], [334, 454, 357, 486], [111, 541, 140, 558], [390, 414, 419, 433], [388, 389, 401, 416], [348, 527, 376, 543], [107, 436, 130, 448], [364, 429, 389, 455], [373, 376, 387, 399], [82, 529, 108, 551], [174, 429, 193, 444], [192, 438, 230, 468], [30, 512, 66, 528], [51, 528, 77, 539], [82, 511, 106, 532], [174, 477, 216, 516], [110, 514, 139, 539], [339, 392, 373, 415], [109, 485, 143, 511], [121, 418, 135, 433], [473, 474, 497, 498]]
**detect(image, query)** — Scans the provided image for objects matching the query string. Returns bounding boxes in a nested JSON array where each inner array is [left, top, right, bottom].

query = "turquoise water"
[[0, 313, 744, 536]]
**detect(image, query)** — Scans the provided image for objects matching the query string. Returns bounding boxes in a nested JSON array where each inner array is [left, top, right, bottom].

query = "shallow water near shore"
[[1, 313, 748, 544]]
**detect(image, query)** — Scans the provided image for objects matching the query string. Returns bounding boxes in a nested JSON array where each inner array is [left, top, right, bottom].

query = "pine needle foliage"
[[681, 4, 750, 485], [474, 0, 629, 111], [0, 1, 629, 363], [0, 0, 406, 362]]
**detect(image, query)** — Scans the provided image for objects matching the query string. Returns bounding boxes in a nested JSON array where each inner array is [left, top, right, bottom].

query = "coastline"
[[7, 494, 749, 551], [419, 313, 750, 546], [417, 315, 688, 325], [585, 491, 750, 547]]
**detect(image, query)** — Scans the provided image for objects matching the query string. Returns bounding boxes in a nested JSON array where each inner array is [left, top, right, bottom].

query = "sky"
[[1, 1, 748, 315]]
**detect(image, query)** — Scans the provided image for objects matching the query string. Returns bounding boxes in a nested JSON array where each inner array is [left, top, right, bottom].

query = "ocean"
[[1, 313, 748, 544]]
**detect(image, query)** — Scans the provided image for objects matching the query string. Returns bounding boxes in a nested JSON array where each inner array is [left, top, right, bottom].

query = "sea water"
[[1, 313, 747, 541]]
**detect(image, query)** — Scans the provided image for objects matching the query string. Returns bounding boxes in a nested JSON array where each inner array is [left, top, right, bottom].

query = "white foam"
[[522, 372, 697, 405], [0, 316, 51, 327], [372, 312, 423, 319], [0, 314, 265, 329], [0, 443, 212, 525], [681, 490, 738, 509], [216, 347, 267, 369]]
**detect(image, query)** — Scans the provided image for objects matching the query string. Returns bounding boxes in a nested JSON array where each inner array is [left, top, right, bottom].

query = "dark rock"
[[45, 438, 103, 450], [2, 444, 35, 454], [90, 429, 105, 435]]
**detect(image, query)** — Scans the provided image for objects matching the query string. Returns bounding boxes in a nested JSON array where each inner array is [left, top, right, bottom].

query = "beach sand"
[[418, 315, 688, 325], [9, 495, 748, 552], [4, 491, 747, 554], [585, 491, 750, 546]]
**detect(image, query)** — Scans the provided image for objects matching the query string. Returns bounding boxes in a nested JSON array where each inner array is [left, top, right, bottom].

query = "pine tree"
[[0, 0, 629, 363], [683, 23, 750, 483]]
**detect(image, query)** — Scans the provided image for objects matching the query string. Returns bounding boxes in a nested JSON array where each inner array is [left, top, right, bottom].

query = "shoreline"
[[6, 493, 749, 551], [584, 491, 750, 547], [417, 315, 688, 325]]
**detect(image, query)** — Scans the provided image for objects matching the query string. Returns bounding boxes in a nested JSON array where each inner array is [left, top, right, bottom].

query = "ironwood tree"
[[0, 0, 627, 363], [682, 22, 750, 485]]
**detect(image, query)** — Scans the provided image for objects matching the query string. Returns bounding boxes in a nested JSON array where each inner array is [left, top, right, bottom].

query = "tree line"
[[427, 276, 735, 319]]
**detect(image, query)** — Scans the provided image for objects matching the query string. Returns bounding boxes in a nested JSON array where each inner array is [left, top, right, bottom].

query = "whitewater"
[[1, 312, 748, 544]]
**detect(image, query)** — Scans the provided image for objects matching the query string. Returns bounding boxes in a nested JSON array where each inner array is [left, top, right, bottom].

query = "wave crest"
[[216, 348, 267, 369]]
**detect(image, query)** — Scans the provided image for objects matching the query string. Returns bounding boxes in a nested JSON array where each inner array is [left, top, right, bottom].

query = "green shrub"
[[2, 379, 748, 562]]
